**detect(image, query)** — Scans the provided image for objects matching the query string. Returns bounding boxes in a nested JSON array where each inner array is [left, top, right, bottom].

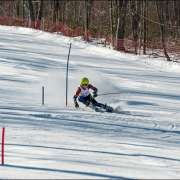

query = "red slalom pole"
[[1, 127, 5, 165]]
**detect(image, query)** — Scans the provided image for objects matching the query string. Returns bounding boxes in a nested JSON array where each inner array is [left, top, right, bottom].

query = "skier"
[[73, 77, 107, 110]]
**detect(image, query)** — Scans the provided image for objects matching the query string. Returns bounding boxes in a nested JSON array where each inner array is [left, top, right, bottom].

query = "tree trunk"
[[115, 0, 128, 51], [109, 0, 114, 47], [16, 0, 20, 17], [84, 0, 93, 41], [174, 0, 180, 40], [156, 1, 171, 61], [27, 0, 35, 28], [143, 0, 147, 54], [35, 0, 44, 29], [62, 1, 66, 24], [131, 0, 141, 54], [53, 0, 57, 23]]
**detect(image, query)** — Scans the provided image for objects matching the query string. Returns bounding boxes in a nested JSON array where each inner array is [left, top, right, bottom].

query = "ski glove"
[[93, 91, 98, 98], [73, 95, 79, 108], [75, 101, 79, 108]]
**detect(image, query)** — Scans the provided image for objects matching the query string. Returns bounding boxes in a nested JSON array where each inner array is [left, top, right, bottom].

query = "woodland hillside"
[[0, 0, 179, 61]]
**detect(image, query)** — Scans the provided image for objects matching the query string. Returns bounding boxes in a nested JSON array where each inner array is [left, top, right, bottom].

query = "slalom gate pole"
[[66, 43, 72, 107], [42, 86, 44, 105], [1, 127, 5, 165]]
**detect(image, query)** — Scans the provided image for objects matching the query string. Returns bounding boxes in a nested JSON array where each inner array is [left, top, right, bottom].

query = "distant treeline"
[[0, 0, 180, 61]]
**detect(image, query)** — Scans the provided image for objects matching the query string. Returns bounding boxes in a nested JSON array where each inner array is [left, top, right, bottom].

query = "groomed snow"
[[0, 25, 180, 179]]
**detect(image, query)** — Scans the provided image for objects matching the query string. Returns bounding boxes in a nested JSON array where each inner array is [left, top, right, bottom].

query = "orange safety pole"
[[1, 127, 5, 165]]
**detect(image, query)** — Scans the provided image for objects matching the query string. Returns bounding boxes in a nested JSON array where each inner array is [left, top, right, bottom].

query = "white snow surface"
[[0, 25, 180, 179]]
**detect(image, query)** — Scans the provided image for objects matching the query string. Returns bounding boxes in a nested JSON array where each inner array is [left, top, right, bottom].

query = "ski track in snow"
[[0, 26, 180, 179]]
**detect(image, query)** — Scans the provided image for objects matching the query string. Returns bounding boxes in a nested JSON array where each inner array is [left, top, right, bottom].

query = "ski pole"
[[98, 92, 122, 97]]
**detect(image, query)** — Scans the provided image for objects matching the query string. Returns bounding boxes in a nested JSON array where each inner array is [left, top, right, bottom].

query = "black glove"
[[93, 91, 98, 98], [73, 95, 79, 108], [75, 101, 79, 108]]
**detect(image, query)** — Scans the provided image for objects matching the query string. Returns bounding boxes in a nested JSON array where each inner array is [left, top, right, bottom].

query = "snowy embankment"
[[0, 25, 180, 179]]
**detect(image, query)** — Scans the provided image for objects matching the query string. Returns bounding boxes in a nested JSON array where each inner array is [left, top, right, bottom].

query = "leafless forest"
[[0, 0, 180, 61]]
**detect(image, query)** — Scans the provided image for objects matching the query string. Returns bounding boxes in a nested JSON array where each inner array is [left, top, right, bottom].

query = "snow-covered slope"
[[0, 25, 180, 179]]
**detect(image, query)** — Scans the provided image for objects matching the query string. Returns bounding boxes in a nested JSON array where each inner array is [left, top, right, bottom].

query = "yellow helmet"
[[80, 77, 89, 86]]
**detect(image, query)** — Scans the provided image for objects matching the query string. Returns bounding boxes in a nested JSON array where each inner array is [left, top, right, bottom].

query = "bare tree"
[[27, 0, 35, 28], [143, 0, 147, 54], [52, 0, 60, 23], [109, 0, 115, 47], [115, 0, 128, 51], [35, 0, 44, 29], [131, 0, 141, 54], [174, 0, 180, 40], [84, 0, 93, 41], [156, 1, 171, 61]]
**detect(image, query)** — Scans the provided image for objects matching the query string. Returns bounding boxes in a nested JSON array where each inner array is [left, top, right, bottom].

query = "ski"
[[90, 104, 114, 113]]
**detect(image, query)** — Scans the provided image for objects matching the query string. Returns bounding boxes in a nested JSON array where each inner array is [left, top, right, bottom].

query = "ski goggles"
[[81, 83, 88, 86]]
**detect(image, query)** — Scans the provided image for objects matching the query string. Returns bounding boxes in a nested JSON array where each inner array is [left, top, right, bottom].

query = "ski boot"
[[103, 104, 113, 112]]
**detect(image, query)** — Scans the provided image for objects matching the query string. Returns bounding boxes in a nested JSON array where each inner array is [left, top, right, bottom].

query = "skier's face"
[[82, 84, 88, 88]]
